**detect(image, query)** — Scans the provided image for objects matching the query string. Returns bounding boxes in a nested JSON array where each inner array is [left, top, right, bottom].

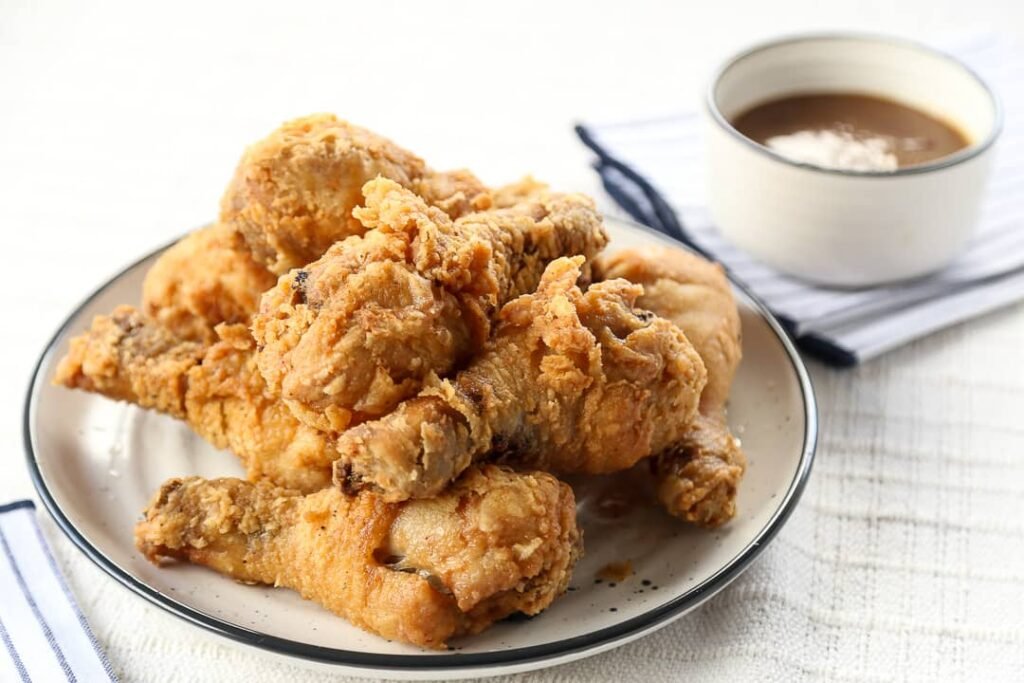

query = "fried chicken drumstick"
[[333, 256, 707, 501], [252, 178, 609, 432], [54, 178, 608, 489], [221, 114, 490, 274], [595, 246, 746, 527], [51, 111, 760, 652], [54, 307, 335, 491], [135, 465, 580, 648], [146, 116, 492, 340], [141, 223, 276, 343]]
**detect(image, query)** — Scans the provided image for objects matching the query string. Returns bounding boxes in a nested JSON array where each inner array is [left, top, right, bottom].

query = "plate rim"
[[23, 218, 818, 673]]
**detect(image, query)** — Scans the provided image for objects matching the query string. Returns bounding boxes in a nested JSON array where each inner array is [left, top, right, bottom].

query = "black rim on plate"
[[24, 219, 818, 673]]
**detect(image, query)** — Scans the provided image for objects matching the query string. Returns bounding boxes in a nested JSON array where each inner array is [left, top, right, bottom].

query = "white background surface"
[[2, 1, 1023, 681]]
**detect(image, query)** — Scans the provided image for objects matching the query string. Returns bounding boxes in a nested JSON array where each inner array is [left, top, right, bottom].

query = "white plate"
[[25, 217, 817, 680]]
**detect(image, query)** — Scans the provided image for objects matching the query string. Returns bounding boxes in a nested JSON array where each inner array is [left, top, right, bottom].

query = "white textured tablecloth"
[[2, 2, 1023, 681]]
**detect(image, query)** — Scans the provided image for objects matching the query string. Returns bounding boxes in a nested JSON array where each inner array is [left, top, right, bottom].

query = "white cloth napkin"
[[578, 33, 1024, 365], [0, 501, 117, 682]]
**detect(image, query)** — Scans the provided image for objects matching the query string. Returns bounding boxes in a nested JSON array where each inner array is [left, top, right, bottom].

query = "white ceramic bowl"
[[705, 33, 1002, 287]]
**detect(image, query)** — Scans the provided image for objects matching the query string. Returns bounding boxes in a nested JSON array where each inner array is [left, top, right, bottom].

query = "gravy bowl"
[[705, 34, 1001, 287]]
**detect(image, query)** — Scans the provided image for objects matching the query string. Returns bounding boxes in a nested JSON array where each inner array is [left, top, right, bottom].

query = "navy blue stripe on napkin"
[[0, 501, 117, 682], [0, 614, 31, 683], [28, 524, 118, 682], [577, 34, 1024, 365], [576, 123, 856, 366], [0, 501, 36, 514], [576, 124, 703, 254], [0, 528, 77, 682]]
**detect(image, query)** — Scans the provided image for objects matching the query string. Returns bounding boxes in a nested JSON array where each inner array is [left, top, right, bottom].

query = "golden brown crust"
[[142, 224, 276, 343], [135, 466, 580, 648], [490, 177, 549, 208], [594, 246, 740, 407], [219, 115, 492, 275], [411, 169, 492, 217], [220, 114, 429, 274], [54, 308, 335, 491], [653, 413, 745, 527], [595, 246, 746, 527], [333, 256, 707, 501], [53, 305, 205, 417], [252, 178, 609, 432], [51, 116, 759, 649]]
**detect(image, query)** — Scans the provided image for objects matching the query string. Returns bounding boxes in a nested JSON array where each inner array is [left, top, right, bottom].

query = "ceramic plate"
[[25, 217, 817, 680]]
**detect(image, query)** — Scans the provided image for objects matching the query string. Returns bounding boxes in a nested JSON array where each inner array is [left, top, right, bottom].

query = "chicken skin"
[[595, 246, 745, 527], [221, 114, 490, 274], [412, 168, 494, 219], [135, 465, 581, 648], [54, 307, 335, 491], [252, 178, 609, 433], [49, 111, 761, 651], [333, 256, 707, 502], [147, 117, 488, 340], [142, 223, 277, 343]]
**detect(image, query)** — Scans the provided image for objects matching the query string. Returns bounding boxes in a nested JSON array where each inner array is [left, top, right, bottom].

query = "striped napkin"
[[0, 501, 117, 682], [577, 33, 1024, 365]]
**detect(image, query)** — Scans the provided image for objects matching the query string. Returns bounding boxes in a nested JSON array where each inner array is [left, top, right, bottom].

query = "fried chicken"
[[412, 168, 493, 219], [595, 246, 745, 527], [142, 223, 276, 343], [490, 176, 549, 207], [146, 119, 490, 339], [333, 256, 707, 501], [50, 112, 761, 652], [54, 307, 334, 491], [221, 114, 490, 274], [135, 465, 580, 648], [252, 178, 609, 433]]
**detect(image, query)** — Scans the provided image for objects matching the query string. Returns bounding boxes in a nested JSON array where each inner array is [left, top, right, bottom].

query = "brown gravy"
[[731, 93, 970, 172]]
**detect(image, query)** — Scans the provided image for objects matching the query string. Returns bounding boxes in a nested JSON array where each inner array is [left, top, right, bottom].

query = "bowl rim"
[[705, 31, 1004, 178], [23, 219, 819, 674]]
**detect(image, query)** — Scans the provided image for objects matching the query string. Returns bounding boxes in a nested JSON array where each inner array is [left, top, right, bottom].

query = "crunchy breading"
[[595, 246, 746, 527], [55, 307, 334, 491], [252, 178, 609, 432], [142, 223, 276, 343], [135, 466, 580, 648], [333, 256, 707, 501], [220, 114, 489, 273]]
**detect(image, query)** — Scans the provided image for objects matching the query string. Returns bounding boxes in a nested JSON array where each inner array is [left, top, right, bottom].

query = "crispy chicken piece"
[[651, 415, 745, 527], [412, 168, 493, 218], [333, 256, 707, 501], [135, 466, 580, 648], [220, 114, 490, 273], [55, 305, 206, 414], [146, 161, 489, 343], [142, 223, 276, 343], [252, 178, 609, 433], [595, 246, 746, 527], [54, 307, 334, 491], [490, 176, 549, 207]]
